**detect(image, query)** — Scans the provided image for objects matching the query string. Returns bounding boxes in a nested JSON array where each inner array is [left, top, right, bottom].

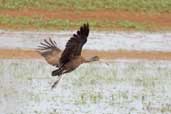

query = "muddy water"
[[0, 31, 171, 51]]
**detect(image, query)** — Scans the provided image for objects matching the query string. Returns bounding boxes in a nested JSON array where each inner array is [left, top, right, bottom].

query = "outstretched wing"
[[59, 23, 89, 65], [37, 38, 61, 66]]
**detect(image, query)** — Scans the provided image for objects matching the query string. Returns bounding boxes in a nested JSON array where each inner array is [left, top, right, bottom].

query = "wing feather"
[[37, 38, 61, 66], [59, 23, 89, 65]]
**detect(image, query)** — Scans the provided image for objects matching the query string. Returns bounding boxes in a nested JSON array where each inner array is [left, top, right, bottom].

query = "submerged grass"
[[0, 59, 171, 114], [0, 0, 170, 12], [0, 15, 158, 31]]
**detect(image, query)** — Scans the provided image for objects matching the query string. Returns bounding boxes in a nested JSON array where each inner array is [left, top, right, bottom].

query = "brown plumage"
[[37, 23, 99, 88]]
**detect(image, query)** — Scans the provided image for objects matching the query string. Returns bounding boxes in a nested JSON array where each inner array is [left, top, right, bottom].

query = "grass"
[[0, 15, 158, 31], [0, 0, 170, 12], [115, 20, 149, 30], [0, 0, 170, 31]]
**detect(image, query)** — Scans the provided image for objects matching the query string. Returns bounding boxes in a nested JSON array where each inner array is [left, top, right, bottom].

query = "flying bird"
[[37, 23, 99, 88]]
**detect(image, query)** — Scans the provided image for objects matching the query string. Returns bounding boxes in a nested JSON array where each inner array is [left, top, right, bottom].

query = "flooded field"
[[0, 31, 171, 51], [0, 59, 171, 114], [0, 31, 171, 114]]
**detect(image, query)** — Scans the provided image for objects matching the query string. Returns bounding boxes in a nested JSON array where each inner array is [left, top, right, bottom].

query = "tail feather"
[[52, 68, 63, 76]]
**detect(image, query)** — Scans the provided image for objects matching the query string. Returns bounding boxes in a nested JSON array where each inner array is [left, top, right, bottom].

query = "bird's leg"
[[51, 69, 72, 89], [51, 75, 63, 89], [51, 69, 74, 89]]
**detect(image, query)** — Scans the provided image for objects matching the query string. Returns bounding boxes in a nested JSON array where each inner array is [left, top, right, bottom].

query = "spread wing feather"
[[37, 38, 61, 66], [59, 23, 89, 65]]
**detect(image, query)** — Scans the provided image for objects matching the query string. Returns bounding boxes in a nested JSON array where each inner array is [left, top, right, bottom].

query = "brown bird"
[[37, 23, 99, 88]]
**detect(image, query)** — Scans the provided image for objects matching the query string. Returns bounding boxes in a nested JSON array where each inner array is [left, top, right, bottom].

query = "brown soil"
[[0, 49, 171, 60], [0, 9, 171, 28]]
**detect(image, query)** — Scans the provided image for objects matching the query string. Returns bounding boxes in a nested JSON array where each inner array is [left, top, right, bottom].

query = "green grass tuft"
[[0, 15, 157, 31], [0, 0, 170, 12], [115, 20, 149, 30]]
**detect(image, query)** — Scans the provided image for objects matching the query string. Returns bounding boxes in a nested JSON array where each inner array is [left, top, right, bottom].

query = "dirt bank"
[[0, 9, 170, 29], [0, 49, 171, 60]]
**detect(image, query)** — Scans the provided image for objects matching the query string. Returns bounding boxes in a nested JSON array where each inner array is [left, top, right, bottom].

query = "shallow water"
[[0, 30, 171, 114], [0, 59, 171, 114], [0, 31, 171, 51]]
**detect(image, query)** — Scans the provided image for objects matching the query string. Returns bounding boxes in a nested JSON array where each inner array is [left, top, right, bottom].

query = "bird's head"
[[90, 56, 100, 61], [85, 56, 100, 62]]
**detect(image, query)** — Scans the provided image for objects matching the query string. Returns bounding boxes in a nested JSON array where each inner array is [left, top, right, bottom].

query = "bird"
[[37, 23, 99, 88]]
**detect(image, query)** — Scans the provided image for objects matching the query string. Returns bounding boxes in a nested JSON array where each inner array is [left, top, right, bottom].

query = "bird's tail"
[[52, 68, 63, 76]]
